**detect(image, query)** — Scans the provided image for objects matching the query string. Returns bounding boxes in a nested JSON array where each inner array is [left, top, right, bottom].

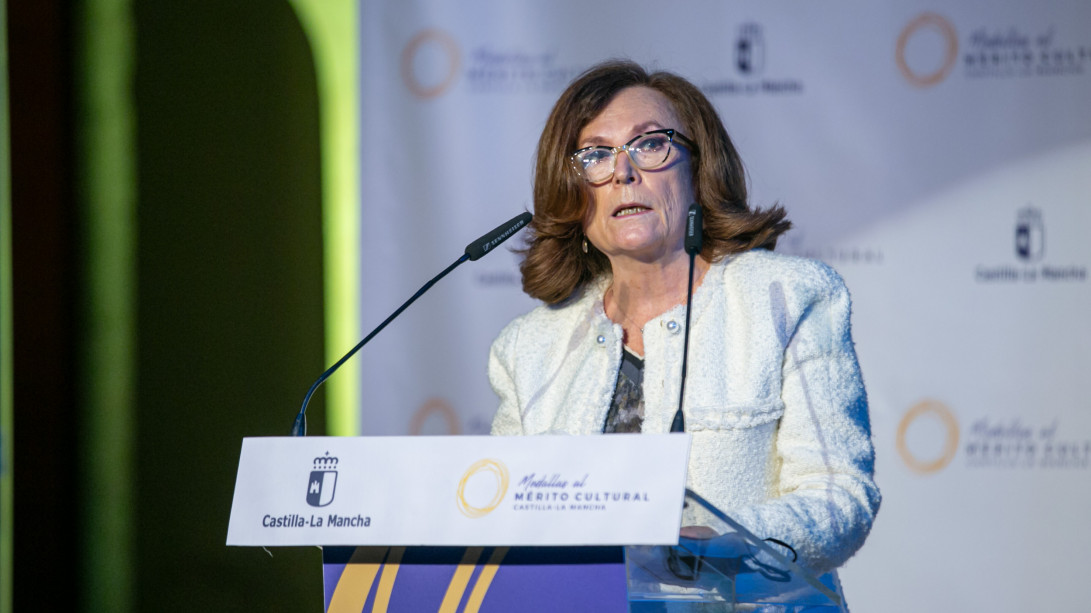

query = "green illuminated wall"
[[6, 2, 352, 609], [1, 2, 14, 612], [288, 0, 359, 437], [130, 2, 328, 610], [76, 1, 136, 608]]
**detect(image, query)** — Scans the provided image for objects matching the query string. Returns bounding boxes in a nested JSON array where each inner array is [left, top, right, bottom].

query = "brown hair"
[[520, 60, 791, 304]]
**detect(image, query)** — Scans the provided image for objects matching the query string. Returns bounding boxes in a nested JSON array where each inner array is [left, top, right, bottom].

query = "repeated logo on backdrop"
[[735, 23, 766, 76], [779, 233, 886, 267], [975, 205, 1087, 284], [777, 225, 887, 269], [408, 398, 493, 435], [409, 397, 462, 435], [401, 29, 462, 98], [963, 23, 1089, 80], [897, 12, 1091, 87], [401, 24, 811, 99], [1014, 207, 1045, 262], [400, 28, 587, 97], [964, 415, 1090, 470], [896, 400, 960, 474], [703, 22, 804, 96], [897, 13, 960, 87], [897, 400, 1091, 474]]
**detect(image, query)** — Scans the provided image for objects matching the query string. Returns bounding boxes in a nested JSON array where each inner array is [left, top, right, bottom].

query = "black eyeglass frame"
[[569, 128, 698, 182]]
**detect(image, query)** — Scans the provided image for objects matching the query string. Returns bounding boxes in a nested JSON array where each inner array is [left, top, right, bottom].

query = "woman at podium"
[[488, 60, 880, 575]]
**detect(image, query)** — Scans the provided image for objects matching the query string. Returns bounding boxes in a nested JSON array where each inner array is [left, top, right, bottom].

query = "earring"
[[582, 238, 588, 253]]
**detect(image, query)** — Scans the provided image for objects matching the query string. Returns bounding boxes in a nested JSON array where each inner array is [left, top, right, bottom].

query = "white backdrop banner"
[[354, 2, 1091, 610]]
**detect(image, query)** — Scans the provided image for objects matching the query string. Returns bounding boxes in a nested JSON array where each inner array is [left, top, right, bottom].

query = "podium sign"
[[227, 434, 690, 547]]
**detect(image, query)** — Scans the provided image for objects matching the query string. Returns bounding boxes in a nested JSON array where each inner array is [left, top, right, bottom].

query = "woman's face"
[[578, 86, 695, 266]]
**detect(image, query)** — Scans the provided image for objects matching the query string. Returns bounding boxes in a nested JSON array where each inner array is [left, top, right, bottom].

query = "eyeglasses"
[[570, 129, 697, 183]]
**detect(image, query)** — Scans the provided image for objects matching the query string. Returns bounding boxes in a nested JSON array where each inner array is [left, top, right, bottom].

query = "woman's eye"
[[635, 136, 669, 152], [581, 149, 612, 166]]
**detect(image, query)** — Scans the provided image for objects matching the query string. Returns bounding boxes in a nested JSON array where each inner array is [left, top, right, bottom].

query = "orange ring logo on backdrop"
[[897, 400, 960, 474], [409, 397, 461, 435], [896, 13, 958, 87], [401, 29, 461, 98], [456, 459, 509, 518]]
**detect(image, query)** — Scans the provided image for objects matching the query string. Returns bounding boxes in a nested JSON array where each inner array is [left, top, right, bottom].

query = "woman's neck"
[[603, 253, 710, 354]]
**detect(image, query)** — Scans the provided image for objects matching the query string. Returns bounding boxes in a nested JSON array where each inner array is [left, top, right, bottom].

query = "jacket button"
[[666, 321, 680, 333], [596, 335, 606, 345]]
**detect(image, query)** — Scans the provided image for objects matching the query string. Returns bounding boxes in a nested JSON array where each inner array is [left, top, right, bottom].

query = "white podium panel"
[[227, 434, 690, 547]]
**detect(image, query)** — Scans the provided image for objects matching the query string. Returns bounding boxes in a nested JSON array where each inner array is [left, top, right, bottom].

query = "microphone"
[[672, 203, 703, 433], [465, 212, 533, 260], [290, 211, 533, 436], [685, 202, 703, 255]]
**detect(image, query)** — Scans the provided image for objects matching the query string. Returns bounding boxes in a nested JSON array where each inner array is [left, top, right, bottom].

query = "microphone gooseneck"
[[290, 211, 533, 436], [671, 203, 703, 433]]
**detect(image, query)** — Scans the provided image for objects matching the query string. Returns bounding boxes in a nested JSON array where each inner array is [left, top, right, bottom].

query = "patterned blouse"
[[602, 348, 645, 433]]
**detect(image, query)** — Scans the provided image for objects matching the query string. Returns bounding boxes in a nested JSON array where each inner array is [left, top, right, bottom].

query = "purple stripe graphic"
[[323, 546, 627, 612]]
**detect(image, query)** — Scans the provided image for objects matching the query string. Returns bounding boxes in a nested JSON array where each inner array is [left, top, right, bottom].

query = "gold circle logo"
[[409, 398, 461, 435], [456, 459, 509, 518], [897, 400, 960, 474], [401, 29, 461, 98], [896, 13, 958, 88]]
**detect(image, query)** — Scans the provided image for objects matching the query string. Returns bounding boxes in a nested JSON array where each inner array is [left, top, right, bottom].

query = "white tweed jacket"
[[489, 249, 880, 573]]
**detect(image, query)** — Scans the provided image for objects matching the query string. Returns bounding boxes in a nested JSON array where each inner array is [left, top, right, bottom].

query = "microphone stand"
[[290, 212, 532, 436], [671, 203, 703, 433], [290, 255, 468, 436]]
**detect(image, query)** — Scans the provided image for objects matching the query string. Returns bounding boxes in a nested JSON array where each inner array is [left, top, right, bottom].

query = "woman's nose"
[[612, 150, 638, 184]]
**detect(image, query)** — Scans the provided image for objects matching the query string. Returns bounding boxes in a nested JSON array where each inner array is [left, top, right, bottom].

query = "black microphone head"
[[685, 203, 703, 255], [465, 212, 533, 261]]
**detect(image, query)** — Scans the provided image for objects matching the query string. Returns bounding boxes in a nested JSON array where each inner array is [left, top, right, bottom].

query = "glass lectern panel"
[[625, 489, 846, 612]]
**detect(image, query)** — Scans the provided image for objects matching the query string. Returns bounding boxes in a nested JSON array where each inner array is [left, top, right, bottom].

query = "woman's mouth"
[[612, 205, 651, 217]]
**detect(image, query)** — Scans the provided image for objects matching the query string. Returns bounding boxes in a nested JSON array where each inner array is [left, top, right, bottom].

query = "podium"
[[318, 490, 844, 612], [228, 436, 845, 612]]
